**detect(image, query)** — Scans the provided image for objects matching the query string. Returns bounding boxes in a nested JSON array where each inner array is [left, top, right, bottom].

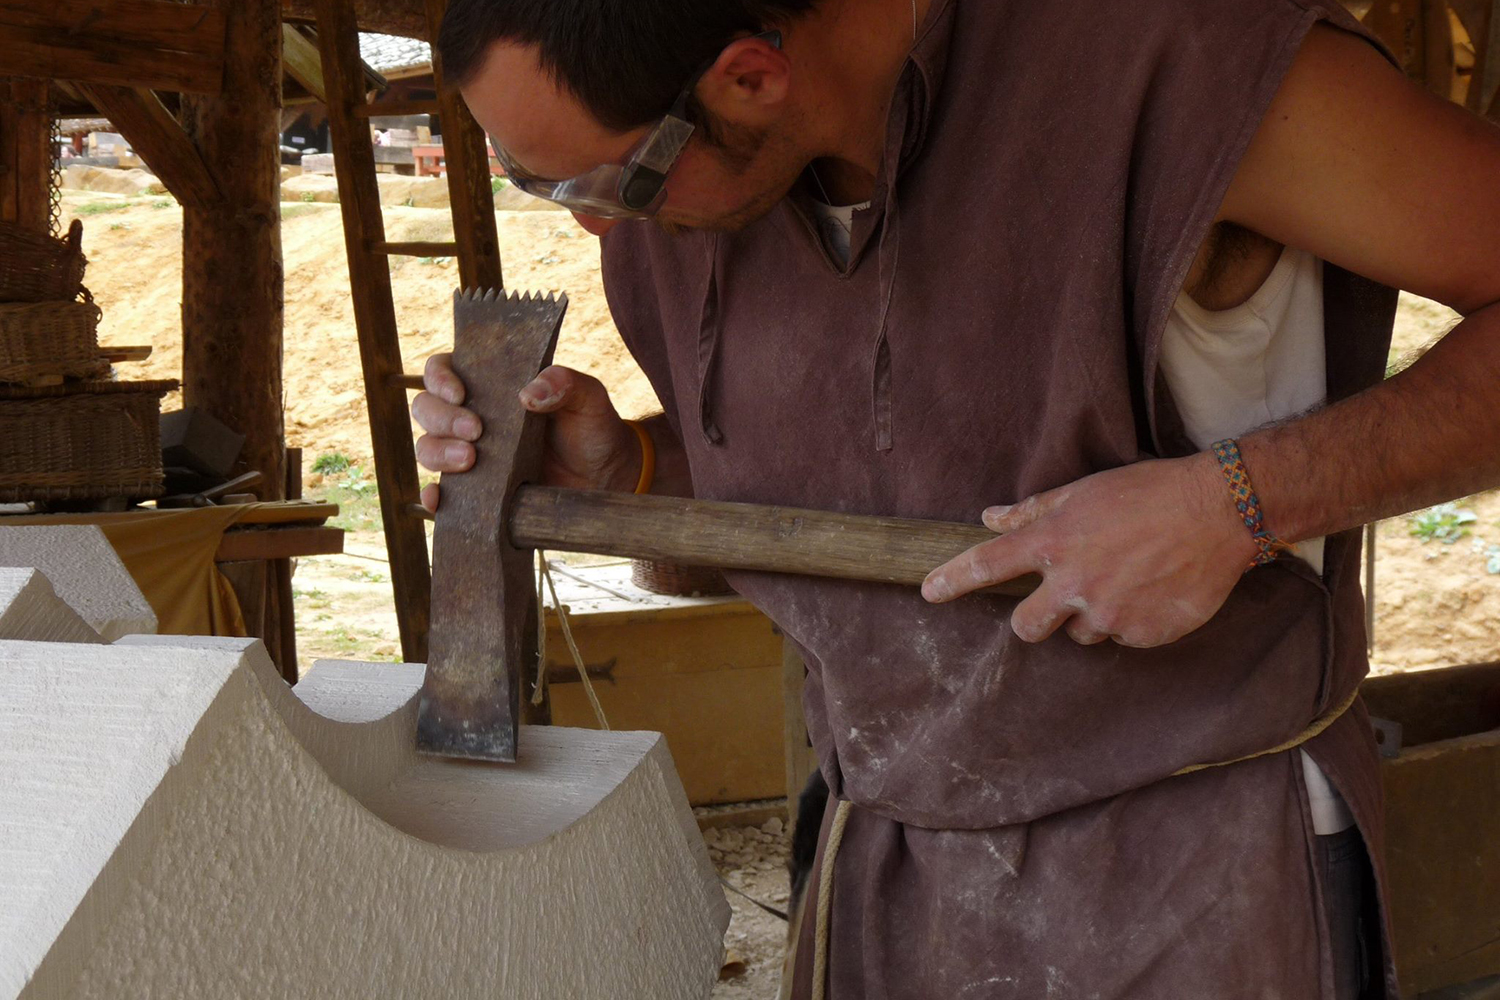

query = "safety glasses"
[[492, 30, 782, 220]]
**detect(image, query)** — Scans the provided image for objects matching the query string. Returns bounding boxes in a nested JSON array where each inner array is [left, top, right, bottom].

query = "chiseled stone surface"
[[2, 637, 728, 1000], [0, 527, 156, 641], [0, 568, 101, 644]]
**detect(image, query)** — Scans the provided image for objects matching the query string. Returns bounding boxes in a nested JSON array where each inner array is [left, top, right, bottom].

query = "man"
[[411, 0, 1500, 995]]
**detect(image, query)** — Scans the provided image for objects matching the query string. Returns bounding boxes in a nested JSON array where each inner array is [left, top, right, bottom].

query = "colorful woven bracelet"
[[1210, 438, 1287, 569]]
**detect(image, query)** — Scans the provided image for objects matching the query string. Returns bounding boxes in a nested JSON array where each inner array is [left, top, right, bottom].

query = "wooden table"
[[214, 500, 344, 684]]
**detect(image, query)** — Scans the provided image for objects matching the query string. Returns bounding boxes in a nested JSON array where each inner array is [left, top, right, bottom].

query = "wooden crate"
[[541, 563, 783, 806], [1363, 663, 1500, 995]]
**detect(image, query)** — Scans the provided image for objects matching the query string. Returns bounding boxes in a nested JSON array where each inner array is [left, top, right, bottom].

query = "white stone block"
[[0, 526, 156, 640], [1, 636, 728, 1000], [0, 568, 101, 643]]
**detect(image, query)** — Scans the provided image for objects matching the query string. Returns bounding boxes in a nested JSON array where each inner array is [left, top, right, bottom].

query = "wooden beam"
[[0, 92, 15, 226], [75, 85, 222, 210], [0, 79, 52, 234], [369, 239, 458, 256], [425, 0, 503, 291], [354, 98, 439, 118], [180, 0, 286, 512], [281, 23, 326, 105], [0, 0, 226, 93], [282, 0, 426, 38], [216, 525, 344, 562]]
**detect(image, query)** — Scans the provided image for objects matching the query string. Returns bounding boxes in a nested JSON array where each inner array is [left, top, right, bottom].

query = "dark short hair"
[[438, 0, 818, 132]]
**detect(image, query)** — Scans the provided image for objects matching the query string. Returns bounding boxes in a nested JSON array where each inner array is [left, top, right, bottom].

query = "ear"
[[695, 34, 793, 119]]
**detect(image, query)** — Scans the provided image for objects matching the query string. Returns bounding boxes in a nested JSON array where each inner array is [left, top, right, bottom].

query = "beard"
[[655, 108, 808, 235]]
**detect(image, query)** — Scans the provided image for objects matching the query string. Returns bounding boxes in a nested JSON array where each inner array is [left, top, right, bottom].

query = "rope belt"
[[808, 687, 1361, 1000]]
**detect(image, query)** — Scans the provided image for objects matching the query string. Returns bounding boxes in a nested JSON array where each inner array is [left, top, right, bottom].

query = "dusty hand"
[[921, 455, 1260, 647], [412, 355, 640, 512]]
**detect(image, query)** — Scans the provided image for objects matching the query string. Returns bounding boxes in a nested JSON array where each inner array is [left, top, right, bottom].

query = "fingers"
[[519, 365, 615, 417], [423, 353, 465, 405], [922, 534, 1039, 604], [411, 391, 482, 441], [415, 433, 474, 474], [1009, 582, 1084, 644], [1064, 617, 1112, 646], [982, 489, 1066, 535], [420, 482, 440, 514]]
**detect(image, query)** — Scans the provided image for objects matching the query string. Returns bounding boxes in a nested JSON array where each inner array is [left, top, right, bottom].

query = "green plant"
[[345, 466, 376, 496], [108, 222, 130, 232], [491, 177, 508, 193], [151, 198, 171, 210], [404, 195, 416, 207], [75, 201, 129, 216], [1484, 544, 1500, 575], [311, 452, 352, 475], [1409, 503, 1478, 544], [301, 191, 317, 203]]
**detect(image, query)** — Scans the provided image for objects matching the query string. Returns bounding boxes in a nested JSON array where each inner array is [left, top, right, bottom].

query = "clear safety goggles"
[[492, 30, 782, 220]]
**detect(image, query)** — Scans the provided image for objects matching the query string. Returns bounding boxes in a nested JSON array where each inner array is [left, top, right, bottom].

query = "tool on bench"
[[156, 470, 263, 509], [416, 289, 1041, 764]]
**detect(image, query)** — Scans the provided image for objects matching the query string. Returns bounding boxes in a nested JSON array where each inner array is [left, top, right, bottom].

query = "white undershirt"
[[1161, 247, 1355, 835], [811, 198, 868, 266]]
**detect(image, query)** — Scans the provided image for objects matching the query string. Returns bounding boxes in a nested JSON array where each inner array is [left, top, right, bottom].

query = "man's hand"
[[922, 454, 1259, 647], [412, 356, 641, 512]]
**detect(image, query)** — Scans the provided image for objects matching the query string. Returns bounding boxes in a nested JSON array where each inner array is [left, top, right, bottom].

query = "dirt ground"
[[60, 186, 1496, 998], [705, 820, 796, 1000]]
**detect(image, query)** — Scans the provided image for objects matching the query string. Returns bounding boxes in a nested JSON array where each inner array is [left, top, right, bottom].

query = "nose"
[[571, 211, 622, 237]]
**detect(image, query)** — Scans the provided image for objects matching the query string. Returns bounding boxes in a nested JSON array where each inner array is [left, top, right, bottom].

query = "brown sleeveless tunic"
[[601, 0, 1402, 995]]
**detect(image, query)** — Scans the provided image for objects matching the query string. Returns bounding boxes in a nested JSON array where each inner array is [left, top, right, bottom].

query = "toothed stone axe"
[[416, 289, 1039, 763]]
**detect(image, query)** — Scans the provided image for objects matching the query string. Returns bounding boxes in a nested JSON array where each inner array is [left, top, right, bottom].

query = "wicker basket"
[[0, 299, 107, 384], [631, 558, 735, 597], [0, 379, 176, 501], [0, 219, 87, 304]]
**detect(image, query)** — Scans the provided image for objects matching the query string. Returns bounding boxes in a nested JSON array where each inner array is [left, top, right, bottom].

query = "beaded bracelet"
[[1210, 438, 1288, 569]]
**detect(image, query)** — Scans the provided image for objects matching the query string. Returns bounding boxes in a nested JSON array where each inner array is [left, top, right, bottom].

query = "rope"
[[718, 875, 789, 922], [532, 550, 609, 730], [807, 691, 1359, 997], [1170, 686, 1360, 778], [811, 798, 853, 1000]]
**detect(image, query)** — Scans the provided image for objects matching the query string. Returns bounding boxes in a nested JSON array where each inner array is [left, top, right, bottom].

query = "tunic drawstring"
[[695, 233, 726, 445], [871, 162, 903, 453]]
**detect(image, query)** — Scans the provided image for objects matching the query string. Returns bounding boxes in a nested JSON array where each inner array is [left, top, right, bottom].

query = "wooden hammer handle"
[[509, 486, 1041, 598]]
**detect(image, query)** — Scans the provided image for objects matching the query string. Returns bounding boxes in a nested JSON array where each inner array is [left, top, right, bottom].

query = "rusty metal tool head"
[[416, 288, 567, 763]]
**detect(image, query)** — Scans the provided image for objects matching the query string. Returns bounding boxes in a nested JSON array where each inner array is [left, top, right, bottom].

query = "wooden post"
[[179, 0, 284, 500], [0, 78, 54, 234], [782, 638, 819, 828], [425, 0, 503, 291], [314, 0, 434, 664]]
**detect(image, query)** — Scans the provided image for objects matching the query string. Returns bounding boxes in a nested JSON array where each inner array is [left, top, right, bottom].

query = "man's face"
[[462, 42, 807, 236]]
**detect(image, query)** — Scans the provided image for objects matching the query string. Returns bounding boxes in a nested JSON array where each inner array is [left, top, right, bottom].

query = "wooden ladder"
[[312, 0, 504, 663]]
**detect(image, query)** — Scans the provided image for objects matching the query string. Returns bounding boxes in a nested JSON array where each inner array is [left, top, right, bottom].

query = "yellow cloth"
[[9, 505, 254, 636]]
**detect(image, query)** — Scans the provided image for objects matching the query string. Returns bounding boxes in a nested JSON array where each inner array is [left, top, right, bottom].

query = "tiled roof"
[[358, 32, 432, 74]]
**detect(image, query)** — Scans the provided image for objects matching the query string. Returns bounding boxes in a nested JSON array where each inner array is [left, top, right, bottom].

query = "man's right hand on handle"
[[412, 354, 642, 513]]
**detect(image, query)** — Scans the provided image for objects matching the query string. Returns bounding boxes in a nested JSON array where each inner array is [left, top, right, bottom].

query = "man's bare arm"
[[1226, 23, 1500, 539], [922, 23, 1500, 646]]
